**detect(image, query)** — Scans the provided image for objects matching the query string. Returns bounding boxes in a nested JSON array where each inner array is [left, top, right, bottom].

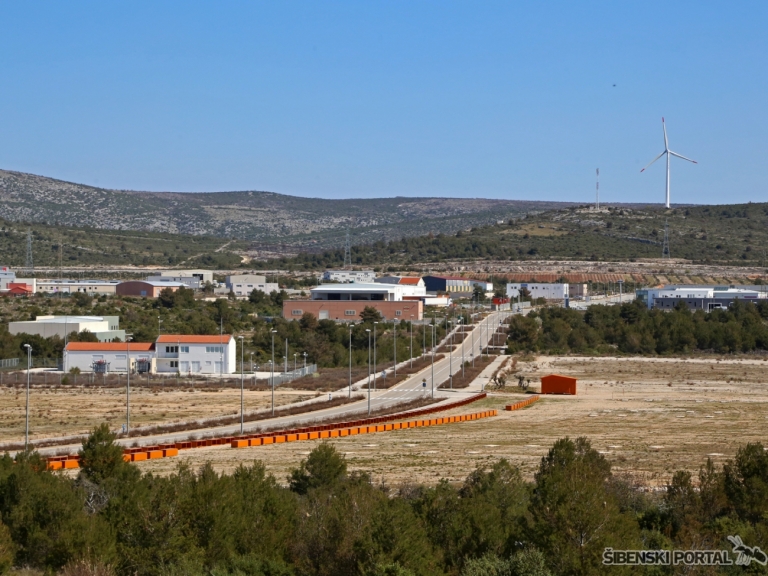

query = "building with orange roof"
[[63, 334, 236, 374]]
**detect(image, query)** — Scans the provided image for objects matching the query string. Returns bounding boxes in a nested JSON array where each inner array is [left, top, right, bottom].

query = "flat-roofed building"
[[423, 276, 492, 294], [374, 276, 426, 297], [322, 270, 376, 283], [37, 279, 120, 294], [116, 280, 185, 298], [9, 315, 125, 341], [225, 274, 279, 296], [153, 269, 214, 284], [507, 282, 569, 300], [284, 282, 422, 320], [647, 286, 767, 311]]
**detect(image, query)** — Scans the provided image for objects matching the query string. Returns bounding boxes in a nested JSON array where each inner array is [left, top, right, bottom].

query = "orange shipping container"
[[541, 374, 577, 395]]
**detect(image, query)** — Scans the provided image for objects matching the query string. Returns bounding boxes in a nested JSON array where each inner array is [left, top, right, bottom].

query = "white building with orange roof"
[[64, 341, 155, 373], [374, 276, 426, 297]]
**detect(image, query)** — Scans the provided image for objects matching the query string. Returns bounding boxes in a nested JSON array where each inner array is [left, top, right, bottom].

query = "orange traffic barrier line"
[[504, 395, 540, 411], [230, 409, 499, 449]]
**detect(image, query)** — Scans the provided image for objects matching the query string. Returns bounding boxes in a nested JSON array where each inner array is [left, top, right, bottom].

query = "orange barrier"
[[231, 409, 499, 449], [47, 393, 492, 470], [504, 395, 540, 411]]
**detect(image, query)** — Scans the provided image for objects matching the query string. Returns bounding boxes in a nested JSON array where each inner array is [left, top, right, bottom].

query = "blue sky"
[[1, 2, 766, 204]]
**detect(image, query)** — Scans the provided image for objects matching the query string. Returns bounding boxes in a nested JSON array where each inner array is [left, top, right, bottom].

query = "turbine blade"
[[662, 117, 669, 150], [669, 151, 697, 164], [640, 151, 666, 172]]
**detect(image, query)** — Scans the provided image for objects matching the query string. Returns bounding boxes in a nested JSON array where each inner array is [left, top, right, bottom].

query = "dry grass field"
[[130, 355, 768, 489], [0, 385, 313, 446]]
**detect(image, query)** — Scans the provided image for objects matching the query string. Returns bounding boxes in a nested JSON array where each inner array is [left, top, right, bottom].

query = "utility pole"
[[393, 319, 397, 377], [373, 322, 378, 391], [270, 330, 277, 415], [24, 344, 31, 451], [25, 229, 33, 277], [238, 336, 244, 434], [125, 334, 133, 434], [348, 324, 354, 398]]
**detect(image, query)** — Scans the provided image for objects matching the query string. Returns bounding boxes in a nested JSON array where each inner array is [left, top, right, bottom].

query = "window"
[[344, 310, 356, 316], [170, 360, 178, 368], [165, 346, 178, 353], [291, 309, 303, 316], [180, 346, 189, 353], [395, 310, 402, 316], [205, 346, 224, 353]]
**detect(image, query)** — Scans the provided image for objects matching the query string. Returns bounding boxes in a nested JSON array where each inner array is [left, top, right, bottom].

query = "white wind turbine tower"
[[641, 117, 697, 208]]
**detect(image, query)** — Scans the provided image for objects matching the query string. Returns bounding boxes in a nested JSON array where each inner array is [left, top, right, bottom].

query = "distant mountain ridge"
[[0, 169, 571, 250]]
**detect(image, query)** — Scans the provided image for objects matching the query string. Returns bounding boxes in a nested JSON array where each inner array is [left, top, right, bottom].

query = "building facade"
[[156, 335, 236, 374], [64, 342, 155, 373], [283, 300, 423, 321], [37, 279, 120, 294], [374, 276, 427, 297], [9, 315, 125, 341], [116, 281, 185, 297], [225, 274, 279, 296], [423, 276, 491, 294], [507, 282, 569, 300], [321, 270, 376, 283]]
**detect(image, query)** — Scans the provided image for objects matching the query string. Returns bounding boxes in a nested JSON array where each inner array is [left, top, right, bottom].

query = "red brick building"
[[282, 300, 423, 322]]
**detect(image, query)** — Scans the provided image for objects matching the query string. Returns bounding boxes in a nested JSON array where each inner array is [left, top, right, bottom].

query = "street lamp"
[[23, 344, 31, 451], [270, 329, 277, 415], [366, 328, 372, 415], [430, 323, 435, 399], [393, 318, 397, 377], [303, 351, 307, 371], [293, 353, 297, 373], [249, 352, 254, 373], [459, 318, 465, 378], [373, 321, 378, 392], [238, 336, 244, 434], [348, 323, 354, 398], [125, 333, 133, 434], [448, 320, 453, 389], [409, 315, 414, 368]]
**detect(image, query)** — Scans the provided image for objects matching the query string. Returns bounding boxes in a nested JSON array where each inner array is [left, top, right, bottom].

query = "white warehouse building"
[[64, 334, 237, 374], [225, 274, 279, 296], [322, 270, 376, 283], [507, 282, 569, 300]]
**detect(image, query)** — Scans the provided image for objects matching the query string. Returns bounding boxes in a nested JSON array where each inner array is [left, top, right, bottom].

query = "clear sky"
[[1, 2, 766, 205]]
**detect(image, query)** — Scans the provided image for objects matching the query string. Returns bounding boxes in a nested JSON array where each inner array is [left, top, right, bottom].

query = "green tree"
[[723, 442, 768, 523], [360, 306, 384, 324], [0, 520, 14, 575], [289, 443, 347, 495], [78, 424, 133, 485]]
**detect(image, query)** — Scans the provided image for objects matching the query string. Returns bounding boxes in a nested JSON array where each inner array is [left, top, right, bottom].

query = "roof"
[[398, 277, 421, 285], [20, 316, 106, 324], [66, 342, 154, 352], [37, 280, 120, 285], [119, 280, 186, 287], [156, 334, 233, 343], [541, 374, 577, 382], [312, 283, 396, 292], [424, 275, 472, 282]]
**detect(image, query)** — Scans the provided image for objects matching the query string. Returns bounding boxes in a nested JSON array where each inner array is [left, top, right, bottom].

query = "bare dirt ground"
[[130, 355, 768, 489], [0, 386, 313, 445]]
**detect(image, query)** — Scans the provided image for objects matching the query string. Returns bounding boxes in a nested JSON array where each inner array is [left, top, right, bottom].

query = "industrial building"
[[374, 276, 427, 297], [225, 274, 279, 296], [148, 270, 214, 287], [423, 276, 492, 294], [507, 282, 569, 300], [37, 279, 120, 294], [64, 342, 155, 374], [63, 334, 236, 374], [116, 280, 185, 298], [283, 283, 423, 321], [322, 270, 376, 283], [0, 267, 16, 291], [636, 286, 768, 311], [9, 315, 125, 341]]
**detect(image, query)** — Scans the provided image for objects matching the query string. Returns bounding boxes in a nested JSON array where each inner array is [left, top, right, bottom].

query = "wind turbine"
[[641, 117, 697, 208]]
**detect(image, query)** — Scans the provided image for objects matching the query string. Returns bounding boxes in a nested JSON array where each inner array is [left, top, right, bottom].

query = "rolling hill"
[[0, 169, 571, 252]]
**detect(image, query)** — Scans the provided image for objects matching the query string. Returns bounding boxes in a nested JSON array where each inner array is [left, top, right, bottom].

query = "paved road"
[[32, 310, 511, 455]]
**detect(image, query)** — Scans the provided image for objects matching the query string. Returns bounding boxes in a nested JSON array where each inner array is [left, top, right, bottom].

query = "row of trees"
[[2, 428, 767, 575], [507, 300, 768, 355]]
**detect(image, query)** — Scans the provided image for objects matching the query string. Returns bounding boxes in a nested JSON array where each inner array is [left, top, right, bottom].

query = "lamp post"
[[471, 314, 476, 367], [409, 315, 414, 368], [460, 318, 465, 378], [430, 323, 435, 399], [249, 352, 254, 373], [303, 351, 307, 371], [293, 353, 297, 373], [373, 322, 378, 392], [448, 320, 453, 389], [393, 318, 397, 377], [125, 333, 133, 434], [284, 338, 288, 374], [238, 335, 244, 434], [23, 344, 31, 451], [270, 330, 277, 415], [366, 328, 372, 415], [348, 323, 354, 398]]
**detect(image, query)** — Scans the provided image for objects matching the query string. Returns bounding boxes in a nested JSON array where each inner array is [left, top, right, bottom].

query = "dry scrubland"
[[129, 355, 768, 488], [0, 386, 313, 445]]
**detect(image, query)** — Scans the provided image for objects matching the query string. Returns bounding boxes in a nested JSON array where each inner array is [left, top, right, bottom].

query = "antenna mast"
[[25, 229, 34, 276], [661, 220, 671, 259], [596, 168, 600, 210], [343, 229, 352, 269]]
